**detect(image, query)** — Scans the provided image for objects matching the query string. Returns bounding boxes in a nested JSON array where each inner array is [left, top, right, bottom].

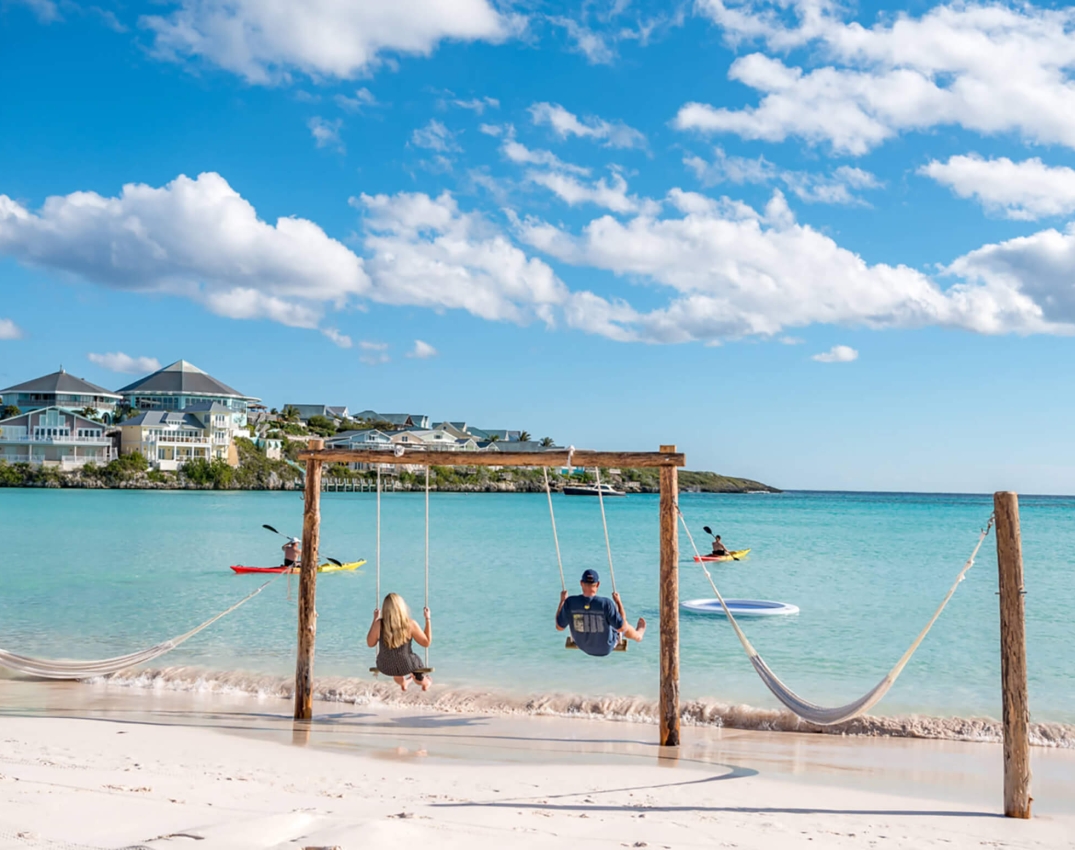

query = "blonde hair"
[[381, 593, 412, 649]]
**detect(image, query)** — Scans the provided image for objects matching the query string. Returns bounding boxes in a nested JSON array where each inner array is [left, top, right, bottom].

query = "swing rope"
[[677, 507, 995, 726], [594, 467, 618, 593], [543, 466, 566, 592], [376, 463, 381, 605], [424, 463, 431, 666]]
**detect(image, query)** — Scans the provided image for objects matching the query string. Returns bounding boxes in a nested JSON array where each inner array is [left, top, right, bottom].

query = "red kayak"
[[230, 559, 365, 575]]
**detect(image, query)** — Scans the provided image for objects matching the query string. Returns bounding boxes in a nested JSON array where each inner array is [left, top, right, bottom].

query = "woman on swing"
[[366, 593, 432, 691]]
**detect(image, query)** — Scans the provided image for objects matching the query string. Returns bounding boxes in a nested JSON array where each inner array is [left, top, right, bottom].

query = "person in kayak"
[[366, 593, 432, 691], [711, 535, 729, 556], [282, 537, 302, 568], [555, 568, 645, 656]]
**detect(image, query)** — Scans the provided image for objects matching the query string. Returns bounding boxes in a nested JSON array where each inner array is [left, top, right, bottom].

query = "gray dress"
[[377, 631, 427, 679]]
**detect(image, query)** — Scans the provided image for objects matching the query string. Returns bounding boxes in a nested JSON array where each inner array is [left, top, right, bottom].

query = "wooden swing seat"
[[565, 635, 628, 652], [369, 667, 434, 675]]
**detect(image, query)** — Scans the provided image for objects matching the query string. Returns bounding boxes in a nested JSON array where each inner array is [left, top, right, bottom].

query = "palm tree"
[[1, 404, 20, 420], [519, 431, 531, 442], [539, 436, 554, 448], [282, 405, 301, 423], [487, 434, 500, 442]]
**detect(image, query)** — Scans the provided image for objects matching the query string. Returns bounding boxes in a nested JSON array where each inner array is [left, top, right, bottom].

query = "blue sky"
[[4, 0, 1075, 492]]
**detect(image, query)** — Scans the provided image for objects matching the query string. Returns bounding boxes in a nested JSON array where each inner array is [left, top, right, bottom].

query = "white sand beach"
[[1, 681, 1073, 849]]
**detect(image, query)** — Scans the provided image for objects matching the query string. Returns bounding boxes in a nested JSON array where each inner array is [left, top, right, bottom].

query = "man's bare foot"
[[634, 617, 647, 641], [420, 676, 432, 692]]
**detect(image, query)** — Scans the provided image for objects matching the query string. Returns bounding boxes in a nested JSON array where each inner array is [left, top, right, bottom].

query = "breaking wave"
[[100, 666, 1075, 749]]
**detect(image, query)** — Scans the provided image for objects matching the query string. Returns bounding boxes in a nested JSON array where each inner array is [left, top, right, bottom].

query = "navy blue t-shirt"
[[557, 594, 624, 656]]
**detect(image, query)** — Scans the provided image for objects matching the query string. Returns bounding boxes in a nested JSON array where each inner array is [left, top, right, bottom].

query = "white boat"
[[559, 485, 627, 498], [680, 598, 799, 617]]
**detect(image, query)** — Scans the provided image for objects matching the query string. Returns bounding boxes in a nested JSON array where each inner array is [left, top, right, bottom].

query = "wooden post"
[[294, 438, 324, 721], [658, 445, 680, 747], [994, 491, 1031, 819]]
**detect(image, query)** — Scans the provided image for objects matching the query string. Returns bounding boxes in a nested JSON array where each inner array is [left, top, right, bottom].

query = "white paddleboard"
[[681, 598, 799, 617]]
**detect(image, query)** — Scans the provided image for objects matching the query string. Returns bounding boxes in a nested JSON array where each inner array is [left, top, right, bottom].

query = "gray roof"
[[0, 369, 121, 399], [117, 360, 257, 401], [122, 410, 205, 429]]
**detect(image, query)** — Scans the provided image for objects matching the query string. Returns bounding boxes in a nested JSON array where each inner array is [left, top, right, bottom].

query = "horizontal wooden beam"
[[296, 448, 686, 468]]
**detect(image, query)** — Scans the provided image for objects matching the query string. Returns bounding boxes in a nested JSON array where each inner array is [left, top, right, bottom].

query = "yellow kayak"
[[693, 549, 750, 562]]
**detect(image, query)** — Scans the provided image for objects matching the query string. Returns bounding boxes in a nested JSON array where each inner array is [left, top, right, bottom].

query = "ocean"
[[1, 488, 1072, 741]]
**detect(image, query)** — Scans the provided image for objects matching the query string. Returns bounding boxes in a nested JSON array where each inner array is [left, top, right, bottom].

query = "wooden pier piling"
[[994, 491, 1031, 819], [658, 445, 680, 747], [294, 438, 324, 721]]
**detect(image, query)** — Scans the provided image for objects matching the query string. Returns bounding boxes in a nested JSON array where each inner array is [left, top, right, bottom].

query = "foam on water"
[[100, 665, 1075, 749]]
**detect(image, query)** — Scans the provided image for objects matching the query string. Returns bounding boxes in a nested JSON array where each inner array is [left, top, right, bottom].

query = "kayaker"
[[711, 535, 729, 556], [282, 537, 301, 568], [366, 593, 432, 691], [555, 569, 646, 656]]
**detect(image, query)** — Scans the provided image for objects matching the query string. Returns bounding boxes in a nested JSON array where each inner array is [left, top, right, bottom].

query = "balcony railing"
[[144, 436, 211, 445], [0, 435, 113, 445]]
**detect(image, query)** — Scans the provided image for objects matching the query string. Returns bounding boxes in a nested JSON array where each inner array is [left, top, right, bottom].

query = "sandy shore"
[[0, 681, 1073, 849]]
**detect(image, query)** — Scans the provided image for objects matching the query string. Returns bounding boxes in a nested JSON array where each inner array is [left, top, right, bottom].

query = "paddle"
[[702, 526, 739, 561], [262, 524, 344, 567]]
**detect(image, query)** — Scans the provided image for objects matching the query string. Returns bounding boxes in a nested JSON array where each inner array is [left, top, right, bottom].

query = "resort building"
[[285, 405, 350, 423], [120, 402, 245, 470], [0, 406, 117, 469], [0, 369, 122, 421], [351, 411, 430, 429], [390, 427, 478, 450], [117, 360, 259, 425]]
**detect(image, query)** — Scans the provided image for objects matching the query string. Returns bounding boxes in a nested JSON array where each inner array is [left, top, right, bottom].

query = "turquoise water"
[[0, 489, 1072, 725]]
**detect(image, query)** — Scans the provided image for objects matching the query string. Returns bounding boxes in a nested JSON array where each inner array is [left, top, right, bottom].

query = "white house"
[[118, 360, 259, 426], [324, 428, 393, 471], [0, 369, 122, 421], [0, 407, 117, 469], [120, 402, 244, 470]]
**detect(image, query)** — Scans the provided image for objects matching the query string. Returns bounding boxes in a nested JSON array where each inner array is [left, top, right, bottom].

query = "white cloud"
[[500, 137, 590, 175], [321, 328, 353, 348], [355, 190, 569, 325], [682, 1, 1075, 155], [812, 344, 858, 363], [335, 88, 378, 113], [452, 96, 499, 114], [87, 352, 162, 374], [547, 16, 616, 64], [141, 0, 514, 84], [685, 147, 881, 204], [408, 339, 438, 358], [516, 187, 1060, 343], [15, 0, 60, 22], [529, 102, 646, 149], [0, 172, 369, 333], [921, 155, 1075, 221], [946, 224, 1075, 328], [358, 340, 390, 365], [308, 116, 344, 152], [527, 169, 655, 215], [479, 123, 503, 137], [0, 318, 25, 340], [411, 119, 461, 153]]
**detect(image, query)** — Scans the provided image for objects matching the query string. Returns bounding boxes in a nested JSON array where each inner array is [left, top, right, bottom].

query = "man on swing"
[[555, 569, 646, 656]]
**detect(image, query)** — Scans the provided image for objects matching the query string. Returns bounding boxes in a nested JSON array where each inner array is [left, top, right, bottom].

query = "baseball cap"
[[580, 568, 600, 584]]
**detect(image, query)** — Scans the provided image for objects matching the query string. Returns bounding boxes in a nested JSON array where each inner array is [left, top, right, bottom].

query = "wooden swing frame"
[[293, 441, 685, 747]]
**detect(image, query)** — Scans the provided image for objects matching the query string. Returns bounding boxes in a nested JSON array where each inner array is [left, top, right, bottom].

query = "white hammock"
[[678, 512, 994, 726], [0, 574, 281, 680]]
